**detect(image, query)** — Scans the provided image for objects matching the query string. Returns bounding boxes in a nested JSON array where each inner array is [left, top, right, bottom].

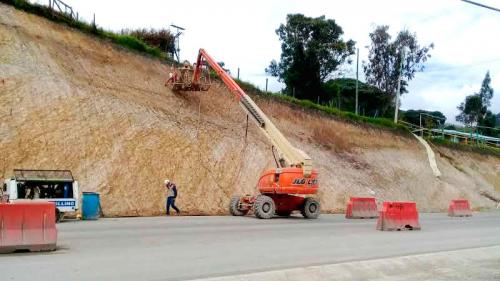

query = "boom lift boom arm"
[[192, 49, 313, 177]]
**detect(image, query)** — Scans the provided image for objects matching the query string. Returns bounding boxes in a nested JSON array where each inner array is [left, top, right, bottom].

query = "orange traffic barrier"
[[345, 197, 378, 219], [0, 201, 57, 253], [448, 199, 472, 217], [376, 201, 421, 231]]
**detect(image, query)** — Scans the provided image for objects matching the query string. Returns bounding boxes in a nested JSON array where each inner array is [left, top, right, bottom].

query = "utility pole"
[[170, 24, 185, 63], [394, 48, 406, 124], [265, 78, 268, 93], [355, 48, 359, 115], [419, 113, 423, 137], [237, 68, 240, 80]]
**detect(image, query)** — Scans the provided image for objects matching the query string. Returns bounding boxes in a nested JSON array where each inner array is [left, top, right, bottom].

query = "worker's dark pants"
[[166, 197, 180, 215]]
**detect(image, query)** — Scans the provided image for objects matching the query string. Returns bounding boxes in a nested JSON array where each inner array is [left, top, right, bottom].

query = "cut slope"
[[0, 4, 498, 216]]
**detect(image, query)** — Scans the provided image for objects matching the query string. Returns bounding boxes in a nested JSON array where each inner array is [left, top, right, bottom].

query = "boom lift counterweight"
[[166, 49, 320, 219]]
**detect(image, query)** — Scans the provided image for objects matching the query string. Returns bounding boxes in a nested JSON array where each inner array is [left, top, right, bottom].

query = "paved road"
[[1, 212, 500, 281]]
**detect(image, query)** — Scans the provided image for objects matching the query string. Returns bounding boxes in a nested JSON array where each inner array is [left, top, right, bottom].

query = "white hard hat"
[[164, 179, 170, 185]]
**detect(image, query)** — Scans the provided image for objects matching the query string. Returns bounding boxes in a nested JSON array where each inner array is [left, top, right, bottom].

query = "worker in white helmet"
[[165, 179, 180, 215]]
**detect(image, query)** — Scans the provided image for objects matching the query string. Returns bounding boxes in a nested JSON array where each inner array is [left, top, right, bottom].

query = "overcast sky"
[[34, 0, 499, 123]]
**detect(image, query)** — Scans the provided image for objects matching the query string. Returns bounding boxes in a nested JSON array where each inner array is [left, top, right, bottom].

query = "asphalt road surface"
[[1, 212, 500, 281]]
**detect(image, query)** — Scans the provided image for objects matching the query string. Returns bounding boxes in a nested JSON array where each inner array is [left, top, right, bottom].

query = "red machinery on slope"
[[166, 49, 320, 219]]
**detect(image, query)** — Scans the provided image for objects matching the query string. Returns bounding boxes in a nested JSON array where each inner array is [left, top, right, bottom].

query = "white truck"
[[2, 169, 79, 222]]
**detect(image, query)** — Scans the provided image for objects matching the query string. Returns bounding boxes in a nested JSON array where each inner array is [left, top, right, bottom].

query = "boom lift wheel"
[[229, 196, 248, 216], [253, 195, 275, 219], [301, 197, 320, 219]]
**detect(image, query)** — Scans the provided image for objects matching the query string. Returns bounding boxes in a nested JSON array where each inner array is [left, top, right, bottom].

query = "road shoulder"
[[190, 245, 500, 281]]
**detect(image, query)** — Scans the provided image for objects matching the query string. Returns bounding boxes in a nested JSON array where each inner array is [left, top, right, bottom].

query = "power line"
[[424, 57, 500, 73], [460, 0, 500, 12]]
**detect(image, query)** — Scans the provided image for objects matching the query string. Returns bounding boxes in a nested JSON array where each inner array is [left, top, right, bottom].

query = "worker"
[[25, 185, 32, 199], [63, 183, 70, 198], [180, 60, 191, 84], [165, 72, 174, 86], [165, 179, 180, 215], [33, 185, 40, 199], [165, 65, 177, 86]]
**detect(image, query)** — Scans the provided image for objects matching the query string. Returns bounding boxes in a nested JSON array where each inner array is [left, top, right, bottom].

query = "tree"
[[478, 71, 494, 108], [322, 78, 392, 117], [456, 95, 482, 126], [121, 28, 176, 56], [402, 110, 446, 127], [479, 111, 498, 137], [456, 71, 495, 127], [363, 26, 433, 104], [266, 14, 355, 101]]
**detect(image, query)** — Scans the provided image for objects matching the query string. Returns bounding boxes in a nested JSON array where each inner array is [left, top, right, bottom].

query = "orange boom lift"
[[166, 49, 320, 219]]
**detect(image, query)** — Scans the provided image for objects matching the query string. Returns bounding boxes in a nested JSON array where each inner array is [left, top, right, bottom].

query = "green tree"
[[322, 78, 392, 117], [456, 95, 483, 126], [266, 14, 355, 102], [478, 71, 494, 108], [121, 28, 175, 56], [479, 111, 498, 137], [363, 26, 433, 113], [456, 71, 495, 127], [402, 110, 446, 127]]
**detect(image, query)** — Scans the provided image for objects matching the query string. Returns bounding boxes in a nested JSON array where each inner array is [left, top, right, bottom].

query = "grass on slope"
[[234, 79, 408, 131], [2, 0, 170, 61], [2, 0, 407, 132], [430, 138, 500, 158]]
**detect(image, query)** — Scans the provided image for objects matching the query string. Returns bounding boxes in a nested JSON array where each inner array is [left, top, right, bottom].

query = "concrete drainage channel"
[[189, 246, 500, 281]]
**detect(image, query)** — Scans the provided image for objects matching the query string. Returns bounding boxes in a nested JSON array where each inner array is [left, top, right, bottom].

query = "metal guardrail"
[[48, 0, 77, 20], [398, 121, 500, 149]]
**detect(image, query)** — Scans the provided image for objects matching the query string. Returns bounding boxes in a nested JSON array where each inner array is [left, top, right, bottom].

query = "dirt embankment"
[[0, 4, 498, 216]]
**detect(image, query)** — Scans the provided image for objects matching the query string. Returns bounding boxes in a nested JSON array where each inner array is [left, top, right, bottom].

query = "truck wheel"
[[253, 195, 275, 219], [55, 209, 62, 223], [229, 196, 248, 216], [301, 197, 320, 219]]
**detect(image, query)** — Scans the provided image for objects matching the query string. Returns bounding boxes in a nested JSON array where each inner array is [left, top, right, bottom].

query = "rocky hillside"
[[0, 4, 498, 216]]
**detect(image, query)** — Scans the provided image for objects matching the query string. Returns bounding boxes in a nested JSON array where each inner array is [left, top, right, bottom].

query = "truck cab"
[[3, 169, 79, 222]]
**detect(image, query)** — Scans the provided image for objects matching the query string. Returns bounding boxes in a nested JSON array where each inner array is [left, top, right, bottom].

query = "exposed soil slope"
[[1, 4, 498, 216]]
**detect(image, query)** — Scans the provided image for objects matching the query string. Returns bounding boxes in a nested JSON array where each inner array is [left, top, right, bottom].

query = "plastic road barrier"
[[0, 201, 57, 253], [376, 201, 421, 231], [345, 197, 378, 219], [448, 199, 472, 217]]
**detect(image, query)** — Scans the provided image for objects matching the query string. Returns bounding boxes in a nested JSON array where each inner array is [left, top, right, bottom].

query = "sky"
[[34, 0, 500, 124]]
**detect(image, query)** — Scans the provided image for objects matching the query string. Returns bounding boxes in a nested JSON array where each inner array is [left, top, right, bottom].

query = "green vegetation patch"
[[2, 0, 169, 60], [430, 138, 500, 158], [234, 78, 407, 131]]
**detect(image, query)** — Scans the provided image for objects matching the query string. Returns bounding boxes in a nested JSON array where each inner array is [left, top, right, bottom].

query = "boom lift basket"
[[165, 61, 211, 92]]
